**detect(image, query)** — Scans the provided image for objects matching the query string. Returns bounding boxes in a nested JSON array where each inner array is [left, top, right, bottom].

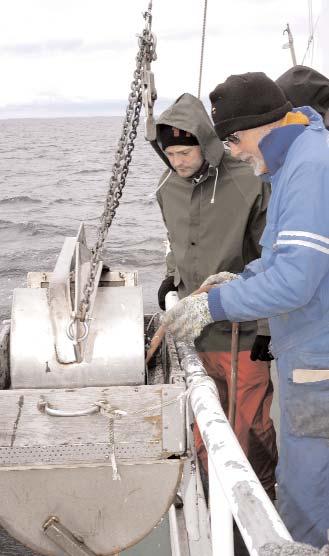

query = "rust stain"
[[143, 415, 161, 424], [10, 395, 24, 447]]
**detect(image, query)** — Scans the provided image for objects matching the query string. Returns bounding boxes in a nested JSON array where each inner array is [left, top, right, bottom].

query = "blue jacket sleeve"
[[209, 161, 329, 322], [240, 258, 263, 278]]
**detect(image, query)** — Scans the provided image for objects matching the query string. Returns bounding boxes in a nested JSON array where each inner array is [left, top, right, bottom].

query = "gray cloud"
[[0, 97, 175, 119], [159, 17, 307, 43], [0, 38, 135, 57]]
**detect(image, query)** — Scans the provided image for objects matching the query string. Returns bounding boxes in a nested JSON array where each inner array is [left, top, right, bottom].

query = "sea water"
[[0, 116, 171, 556]]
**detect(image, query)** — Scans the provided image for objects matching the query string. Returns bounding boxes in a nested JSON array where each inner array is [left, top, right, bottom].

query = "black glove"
[[250, 335, 274, 361], [158, 275, 178, 310]]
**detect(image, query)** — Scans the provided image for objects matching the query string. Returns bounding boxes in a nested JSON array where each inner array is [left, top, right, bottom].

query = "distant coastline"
[[0, 97, 210, 120]]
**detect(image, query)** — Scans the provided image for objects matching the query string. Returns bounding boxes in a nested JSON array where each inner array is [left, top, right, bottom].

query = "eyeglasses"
[[224, 133, 240, 145]]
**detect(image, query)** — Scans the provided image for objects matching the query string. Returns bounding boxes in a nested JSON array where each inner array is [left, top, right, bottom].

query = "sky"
[[0, 0, 328, 119]]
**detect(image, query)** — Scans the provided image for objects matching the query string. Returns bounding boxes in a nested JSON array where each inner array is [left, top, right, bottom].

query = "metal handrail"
[[164, 291, 292, 555], [177, 340, 292, 555]]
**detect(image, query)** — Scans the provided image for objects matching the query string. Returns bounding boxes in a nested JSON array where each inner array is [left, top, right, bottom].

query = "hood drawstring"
[[210, 168, 219, 204], [150, 170, 173, 197]]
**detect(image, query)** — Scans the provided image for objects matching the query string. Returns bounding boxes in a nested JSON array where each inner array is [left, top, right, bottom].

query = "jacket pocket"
[[286, 354, 329, 439]]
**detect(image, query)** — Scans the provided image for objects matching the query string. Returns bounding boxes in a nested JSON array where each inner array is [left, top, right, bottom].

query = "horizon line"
[[0, 96, 211, 120]]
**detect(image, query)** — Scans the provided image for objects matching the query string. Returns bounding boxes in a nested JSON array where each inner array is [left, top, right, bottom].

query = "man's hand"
[[193, 271, 238, 295], [161, 292, 213, 343], [250, 335, 274, 361], [201, 271, 238, 287], [158, 276, 178, 310]]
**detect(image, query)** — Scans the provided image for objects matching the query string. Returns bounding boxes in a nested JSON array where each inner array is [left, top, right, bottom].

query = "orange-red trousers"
[[194, 350, 278, 498]]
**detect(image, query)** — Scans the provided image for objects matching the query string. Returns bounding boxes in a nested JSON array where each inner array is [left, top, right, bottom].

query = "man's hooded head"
[[154, 93, 224, 178], [276, 65, 329, 119], [158, 125, 204, 178], [276, 65, 329, 128]]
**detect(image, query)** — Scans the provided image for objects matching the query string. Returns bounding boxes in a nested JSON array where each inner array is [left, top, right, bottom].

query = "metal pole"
[[43, 517, 98, 556], [209, 458, 234, 556], [169, 505, 183, 556], [283, 23, 297, 66], [228, 322, 239, 428]]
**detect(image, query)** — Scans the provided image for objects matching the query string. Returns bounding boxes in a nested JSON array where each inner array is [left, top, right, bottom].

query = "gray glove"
[[260, 542, 329, 556], [161, 292, 213, 343], [201, 271, 238, 287]]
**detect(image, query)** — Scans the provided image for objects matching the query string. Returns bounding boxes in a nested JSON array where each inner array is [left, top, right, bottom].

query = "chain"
[[77, 5, 156, 323]]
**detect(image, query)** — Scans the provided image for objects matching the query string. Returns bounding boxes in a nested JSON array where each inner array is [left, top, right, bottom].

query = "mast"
[[282, 23, 297, 66]]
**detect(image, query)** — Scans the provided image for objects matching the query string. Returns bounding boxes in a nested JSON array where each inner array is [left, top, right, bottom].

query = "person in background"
[[162, 72, 329, 548], [276, 65, 329, 128], [152, 93, 278, 526]]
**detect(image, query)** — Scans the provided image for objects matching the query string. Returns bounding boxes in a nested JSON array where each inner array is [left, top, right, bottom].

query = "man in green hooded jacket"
[[153, 92, 278, 505]]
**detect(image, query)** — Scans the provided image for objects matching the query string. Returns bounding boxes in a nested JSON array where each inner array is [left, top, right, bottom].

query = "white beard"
[[240, 153, 266, 176], [252, 156, 266, 176]]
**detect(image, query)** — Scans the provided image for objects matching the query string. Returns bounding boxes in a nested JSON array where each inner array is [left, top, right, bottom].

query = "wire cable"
[[197, 0, 208, 99]]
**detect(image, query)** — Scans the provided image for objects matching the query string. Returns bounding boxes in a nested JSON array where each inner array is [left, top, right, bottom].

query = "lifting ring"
[[66, 319, 89, 342]]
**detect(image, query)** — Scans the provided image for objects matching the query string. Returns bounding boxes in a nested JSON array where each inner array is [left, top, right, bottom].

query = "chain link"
[[77, 7, 156, 322]]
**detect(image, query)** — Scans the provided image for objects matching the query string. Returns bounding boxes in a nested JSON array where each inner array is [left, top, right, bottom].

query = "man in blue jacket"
[[163, 72, 329, 548]]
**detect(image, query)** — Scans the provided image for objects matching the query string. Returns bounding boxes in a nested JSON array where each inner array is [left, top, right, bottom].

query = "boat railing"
[[165, 292, 292, 556]]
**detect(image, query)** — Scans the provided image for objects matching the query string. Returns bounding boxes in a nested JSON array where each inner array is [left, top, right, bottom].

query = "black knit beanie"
[[159, 124, 199, 151], [210, 72, 292, 140]]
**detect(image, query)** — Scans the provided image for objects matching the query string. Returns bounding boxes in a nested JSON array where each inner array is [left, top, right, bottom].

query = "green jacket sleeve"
[[156, 173, 177, 279], [243, 180, 270, 261], [244, 181, 271, 337]]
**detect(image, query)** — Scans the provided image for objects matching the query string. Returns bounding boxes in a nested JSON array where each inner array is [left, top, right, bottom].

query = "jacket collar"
[[191, 161, 217, 185], [191, 159, 209, 182], [259, 106, 325, 177]]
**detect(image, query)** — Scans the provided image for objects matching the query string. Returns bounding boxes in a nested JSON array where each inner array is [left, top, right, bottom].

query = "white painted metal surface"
[[11, 225, 145, 388], [10, 285, 145, 388], [168, 459, 212, 556], [209, 458, 234, 556], [178, 342, 293, 555], [165, 291, 180, 311], [48, 235, 83, 365], [165, 292, 212, 555], [169, 505, 183, 556], [182, 457, 212, 556]]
